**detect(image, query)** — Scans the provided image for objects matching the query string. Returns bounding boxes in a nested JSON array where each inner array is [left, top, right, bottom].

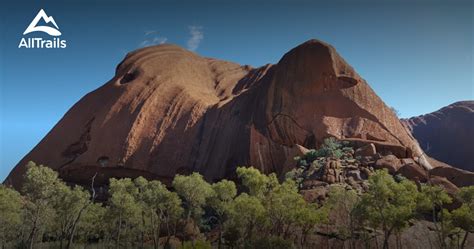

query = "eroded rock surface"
[[5, 40, 423, 189], [403, 101, 474, 171]]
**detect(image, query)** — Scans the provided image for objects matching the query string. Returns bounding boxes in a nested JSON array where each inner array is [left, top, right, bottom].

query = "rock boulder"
[[374, 155, 402, 174]]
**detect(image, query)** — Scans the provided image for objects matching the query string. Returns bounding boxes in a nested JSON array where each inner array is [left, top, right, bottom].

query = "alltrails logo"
[[18, 9, 67, 48]]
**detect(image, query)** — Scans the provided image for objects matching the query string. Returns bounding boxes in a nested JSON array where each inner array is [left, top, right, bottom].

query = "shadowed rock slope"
[[5, 40, 423, 189], [403, 101, 474, 172]]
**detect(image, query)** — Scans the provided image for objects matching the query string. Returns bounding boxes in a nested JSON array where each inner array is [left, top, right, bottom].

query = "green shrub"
[[320, 137, 345, 159], [295, 137, 349, 167]]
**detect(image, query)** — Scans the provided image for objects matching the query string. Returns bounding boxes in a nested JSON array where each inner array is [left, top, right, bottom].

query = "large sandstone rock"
[[4, 40, 422, 189], [403, 101, 474, 171], [374, 155, 402, 174], [397, 163, 428, 182], [321, 160, 343, 184], [429, 166, 474, 187], [354, 143, 376, 158], [429, 176, 459, 196], [345, 138, 413, 158]]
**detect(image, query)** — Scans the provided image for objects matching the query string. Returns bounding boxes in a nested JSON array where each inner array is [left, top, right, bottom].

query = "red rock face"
[[4, 40, 421, 189], [403, 101, 474, 172]]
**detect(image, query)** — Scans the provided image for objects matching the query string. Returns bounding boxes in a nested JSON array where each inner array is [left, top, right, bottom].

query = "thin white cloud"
[[140, 30, 167, 47], [144, 30, 158, 36], [187, 26, 203, 51]]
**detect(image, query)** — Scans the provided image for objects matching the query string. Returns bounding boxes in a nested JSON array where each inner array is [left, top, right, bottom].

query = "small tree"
[[52, 184, 90, 249], [0, 185, 23, 248], [294, 203, 328, 248], [133, 176, 150, 248], [355, 169, 419, 249], [209, 180, 237, 248], [173, 173, 214, 221], [226, 193, 266, 243], [452, 186, 474, 249], [139, 177, 183, 248], [265, 179, 307, 238], [418, 184, 454, 249], [173, 173, 214, 247], [75, 202, 107, 244], [22, 161, 64, 249], [326, 185, 360, 248], [108, 178, 141, 248]]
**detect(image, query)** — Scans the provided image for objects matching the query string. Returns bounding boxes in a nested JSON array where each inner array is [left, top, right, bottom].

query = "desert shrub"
[[301, 149, 320, 164], [319, 137, 344, 159], [305, 161, 321, 177], [284, 167, 305, 185], [342, 146, 354, 154], [295, 137, 351, 167]]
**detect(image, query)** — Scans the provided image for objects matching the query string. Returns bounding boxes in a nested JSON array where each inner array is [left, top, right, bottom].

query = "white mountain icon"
[[23, 9, 61, 36]]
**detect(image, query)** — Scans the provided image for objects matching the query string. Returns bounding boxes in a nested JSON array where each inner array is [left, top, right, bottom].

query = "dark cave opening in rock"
[[120, 70, 139, 84]]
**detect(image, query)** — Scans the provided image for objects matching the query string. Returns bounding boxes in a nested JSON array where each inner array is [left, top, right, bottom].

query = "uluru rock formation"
[[403, 101, 474, 171], [5, 40, 425, 189]]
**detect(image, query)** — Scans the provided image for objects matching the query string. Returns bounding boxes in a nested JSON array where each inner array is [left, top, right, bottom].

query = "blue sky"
[[0, 0, 472, 181]]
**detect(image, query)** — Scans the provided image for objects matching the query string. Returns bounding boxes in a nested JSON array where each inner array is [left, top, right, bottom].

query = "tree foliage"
[[325, 185, 359, 243], [0, 184, 23, 246], [354, 169, 419, 249], [294, 138, 351, 167], [236, 166, 277, 197], [452, 186, 474, 249], [418, 184, 454, 249], [22, 161, 65, 248], [108, 178, 142, 247], [2, 161, 474, 249], [173, 173, 214, 221]]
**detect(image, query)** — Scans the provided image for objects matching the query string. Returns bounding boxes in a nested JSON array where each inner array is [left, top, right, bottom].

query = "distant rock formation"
[[403, 101, 474, 171], [5, 39, 423, 189]]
